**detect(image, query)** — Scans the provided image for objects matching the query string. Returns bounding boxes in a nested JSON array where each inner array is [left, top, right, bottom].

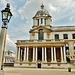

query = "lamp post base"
[[0, 70, 4, 75]]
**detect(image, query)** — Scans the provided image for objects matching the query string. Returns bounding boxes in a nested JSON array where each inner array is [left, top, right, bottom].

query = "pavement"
[[3, 67, 75, 75]]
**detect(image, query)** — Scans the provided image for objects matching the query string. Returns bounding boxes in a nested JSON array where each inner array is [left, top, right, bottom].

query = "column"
[[18, 47, 20, 61], [16, 46, 18, 61], [33, 47, 35, 61], [51, 47, 53, 62], [61, 47, 63, 62], [45, 47, 47, 62], [42, 47, 44, 61], [64, 46, 66, 62], [24, 47, 26, 61], [43, 18, 44, 25], [21, 49, 23, 61], [27, 47, 29, 61], [36, 47, 37, 61], [54, 47, 56, 62]]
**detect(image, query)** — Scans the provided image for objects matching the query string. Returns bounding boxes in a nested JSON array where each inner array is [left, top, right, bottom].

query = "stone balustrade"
[[17, 39, 65, 43]]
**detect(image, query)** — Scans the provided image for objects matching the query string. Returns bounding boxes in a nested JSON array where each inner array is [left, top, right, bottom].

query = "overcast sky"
[[0, 0, 75, 51]]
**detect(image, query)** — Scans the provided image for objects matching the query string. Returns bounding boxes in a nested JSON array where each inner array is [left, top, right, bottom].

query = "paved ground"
[[3, 67, 75, 75]]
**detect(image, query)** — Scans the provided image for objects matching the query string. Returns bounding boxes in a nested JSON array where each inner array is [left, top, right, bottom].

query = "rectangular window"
[[44, 18, 46, 25], [55, 34, 59, 39], [63, 34, 68, 39], [41, 18, 43, 24], [72, 34, 75, 39], [38, 19, 39, 25]]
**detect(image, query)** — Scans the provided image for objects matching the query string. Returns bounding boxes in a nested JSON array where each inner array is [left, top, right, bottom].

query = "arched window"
[[73, 43, 75, 55], [38, 29, 44, 40], [65, 44, 70, 55]]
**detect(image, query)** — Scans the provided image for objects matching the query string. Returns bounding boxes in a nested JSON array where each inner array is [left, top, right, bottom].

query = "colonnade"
[[15, 46, 66, 63]]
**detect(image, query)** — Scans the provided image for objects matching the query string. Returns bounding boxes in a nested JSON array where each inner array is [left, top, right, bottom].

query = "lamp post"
[[0, 3, 12, 75]]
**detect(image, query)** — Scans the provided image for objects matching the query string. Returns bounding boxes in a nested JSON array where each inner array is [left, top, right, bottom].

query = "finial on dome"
[[41, 2, 44, 9]]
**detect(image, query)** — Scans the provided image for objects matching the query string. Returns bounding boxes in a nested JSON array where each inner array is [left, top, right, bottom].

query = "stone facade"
[[4, 50, 15, 63], [14, 4, 75, 68]]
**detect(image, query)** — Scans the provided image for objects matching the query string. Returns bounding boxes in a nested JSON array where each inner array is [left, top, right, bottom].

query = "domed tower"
[[30, 4, 52, 40], [33, 3, 52, 28]]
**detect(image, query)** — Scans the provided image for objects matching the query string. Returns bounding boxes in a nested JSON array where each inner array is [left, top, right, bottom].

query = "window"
[[55, 34, 59, 39], [65, 44, 70, 55], [38, 19, 39, 25], [72, 34, 75, 39], [63, 34, 68, 39], [44, 18, 46, 25], [41, 18, 43, 24], [74, 43, 75, 55], [38, 29, 43, 40]]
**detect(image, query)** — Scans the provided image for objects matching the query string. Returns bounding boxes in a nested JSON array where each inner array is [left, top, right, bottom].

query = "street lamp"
[[1, 3, 12, 28], [0, 3, 12, 75]]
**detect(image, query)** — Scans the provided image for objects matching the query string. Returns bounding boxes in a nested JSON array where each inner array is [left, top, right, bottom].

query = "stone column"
[[61, 47, 63, 62], [64, 46, 66, 62], [43, 18, 44, 25], [45, 47, 47, 62], [33, 47, 35, 61], [21, 49, 23, 61], [36, 47, 37, 61], [27, 47, 29, 61], [42, 47, 44, 61], [18, 47, 20, 61], [54, 47, 56, 62], [24, 47, 26, 61], [16, 46, 18, 61], [51, 47, 53, 62]]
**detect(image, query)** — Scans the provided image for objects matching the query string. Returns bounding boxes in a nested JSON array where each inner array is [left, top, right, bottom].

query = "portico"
[[15, 40, 67, 68]]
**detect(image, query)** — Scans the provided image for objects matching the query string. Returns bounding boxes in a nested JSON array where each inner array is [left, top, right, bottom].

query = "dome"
[[36, 9, 49, 15], [35, 4, 50, 16]]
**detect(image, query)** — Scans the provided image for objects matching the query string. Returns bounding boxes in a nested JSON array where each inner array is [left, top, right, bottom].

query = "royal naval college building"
[[14, 4, 75, 68]]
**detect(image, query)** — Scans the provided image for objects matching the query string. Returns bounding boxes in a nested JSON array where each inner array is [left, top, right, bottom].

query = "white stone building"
[[4, 50, 15, 63], [14, 4, 75, 68]]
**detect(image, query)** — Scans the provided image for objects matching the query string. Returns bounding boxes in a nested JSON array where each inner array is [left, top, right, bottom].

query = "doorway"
[[38, 63, 41, 68]]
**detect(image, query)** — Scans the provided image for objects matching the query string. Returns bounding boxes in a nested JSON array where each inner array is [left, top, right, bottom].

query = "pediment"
[[29, 26, 51, 33]]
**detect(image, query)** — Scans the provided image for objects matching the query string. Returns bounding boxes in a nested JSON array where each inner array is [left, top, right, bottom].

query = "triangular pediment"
[[29, 26, 51, 33]]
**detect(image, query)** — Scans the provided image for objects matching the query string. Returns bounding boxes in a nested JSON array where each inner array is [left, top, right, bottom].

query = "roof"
[[29, 26, 75, 32], [52, 26, 75, 31]]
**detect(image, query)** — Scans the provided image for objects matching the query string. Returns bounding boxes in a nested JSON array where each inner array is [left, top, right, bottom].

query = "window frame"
[[44, 18, 46, 25], [63, 34, 68, 39], [72, 34, 75, 39], [55, 34, 59, 39], [38, 29, 44, 40], [37, 19, 39, 25], [41, 18, 43, 24]]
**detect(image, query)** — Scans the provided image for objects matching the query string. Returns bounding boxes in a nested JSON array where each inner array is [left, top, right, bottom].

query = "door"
[[38, 63, 41, 68]]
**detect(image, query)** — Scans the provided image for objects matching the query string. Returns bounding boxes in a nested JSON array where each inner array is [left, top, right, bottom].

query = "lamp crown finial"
[[6, 3, 10, 8]]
